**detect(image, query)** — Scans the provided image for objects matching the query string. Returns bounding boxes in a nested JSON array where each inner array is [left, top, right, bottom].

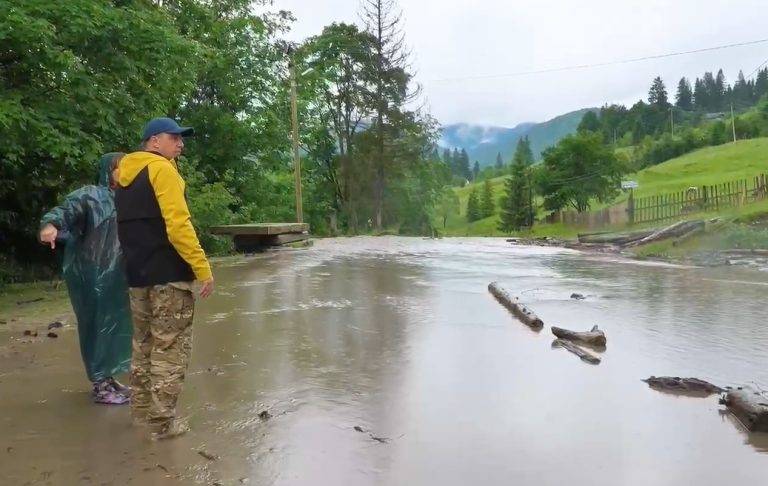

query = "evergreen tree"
[[512, 136, 534, 166], [715, 69, 727, 110], [675, 77, 693, 110], [472, 160, 480, 181], [466, 187, 481, 222], [495, 152, 503, 170], [755, 68, 768, 100], [577, 111, 600, 133], [498, 159, 531, 232], [702, 72, 717, 111], [451, 147, 460, 176], [693, 77, 706, 111], [459, 148, 471, 180], [648, 76, 669, 107], [480, 178, 495, 218], [443, 148, 452, 170], [733, 70, 751, 108]]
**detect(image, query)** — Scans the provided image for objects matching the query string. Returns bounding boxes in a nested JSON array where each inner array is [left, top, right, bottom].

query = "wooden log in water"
[[551, 339, 601, 364], [723, 386, 768, 432], [643, 376, 723, 395], [488, 282, 544, 329], [624, 220, 704, 247], [551, 325, 607, 346], [578, 229, 654, 245]]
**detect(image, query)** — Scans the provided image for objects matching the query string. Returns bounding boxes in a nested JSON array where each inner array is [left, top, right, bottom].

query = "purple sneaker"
[[104, 377, 131, 396], [92, 380, 130, 405]]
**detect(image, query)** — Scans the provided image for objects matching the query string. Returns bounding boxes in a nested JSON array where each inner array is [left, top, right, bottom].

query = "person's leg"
[[128, 287, 153, 421], [147, 284, 195, 438]]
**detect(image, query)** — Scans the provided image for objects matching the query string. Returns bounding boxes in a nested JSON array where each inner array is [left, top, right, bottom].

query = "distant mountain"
[[439, 108, 596, 167]]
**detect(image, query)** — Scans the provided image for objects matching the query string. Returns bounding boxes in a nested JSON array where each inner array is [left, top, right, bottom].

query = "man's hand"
[[39, 224, 58, 249], [199, 277, 214, 299]]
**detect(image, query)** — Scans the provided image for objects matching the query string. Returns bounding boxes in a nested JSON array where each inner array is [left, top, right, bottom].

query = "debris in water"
[[23, 330, 38, 337], [156, 464, 169, 473], [46, 332, 58, 338], [570, 293, 586, 300], [353, 426, 365, 433], [371, 436, 390, 443], [551, 339, 601, 364], [197, 449, 219, 461], [258, 410, 272, 421], [47, 321, 63, 330], [720, 386, 768, 432], [643, 376, 724, 395]]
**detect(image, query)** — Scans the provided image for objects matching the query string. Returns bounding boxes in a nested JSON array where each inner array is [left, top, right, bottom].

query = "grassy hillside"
[[440, 137, 768, 236], [626, 137, 768, 197]]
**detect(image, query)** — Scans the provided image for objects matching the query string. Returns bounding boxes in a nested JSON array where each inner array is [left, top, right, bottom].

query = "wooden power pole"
[[289, 53, 303, 223], [731, 103, 737, 143]]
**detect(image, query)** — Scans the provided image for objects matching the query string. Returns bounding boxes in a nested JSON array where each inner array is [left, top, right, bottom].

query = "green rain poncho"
[[40, 153, 132, 382]]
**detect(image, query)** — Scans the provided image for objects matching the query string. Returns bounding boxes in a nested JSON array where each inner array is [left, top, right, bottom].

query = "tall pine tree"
[[675, 77, 693, 110], [693, 77, 707, 111], [755, 68, 768, 100], [481, 178, 494, 218], [648, 76, 669, 107], [466, 187, 481, 222], [459, 148, 471, 180], [495, 152, 503, 170], [512, 136, 534, 166], [498, 159, 531, 232], [472, 160, 480, 181]]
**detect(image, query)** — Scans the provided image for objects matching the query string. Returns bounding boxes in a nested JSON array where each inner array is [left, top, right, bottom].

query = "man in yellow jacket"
[[115, 117, 214, 439]]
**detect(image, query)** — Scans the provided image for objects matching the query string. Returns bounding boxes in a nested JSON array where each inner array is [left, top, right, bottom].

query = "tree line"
[[0, 0, 448, 281]]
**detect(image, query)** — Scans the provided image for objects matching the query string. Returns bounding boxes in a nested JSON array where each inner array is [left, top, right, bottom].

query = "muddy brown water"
[[2, 237, 768, 485]]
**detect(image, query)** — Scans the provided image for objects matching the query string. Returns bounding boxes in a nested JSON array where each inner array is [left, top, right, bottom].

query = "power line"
[[426, 38, 768, 84], [747, 57, 768, 79]]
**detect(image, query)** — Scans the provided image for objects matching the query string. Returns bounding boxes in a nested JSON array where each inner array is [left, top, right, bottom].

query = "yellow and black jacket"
[[115, 151, 211, 287]]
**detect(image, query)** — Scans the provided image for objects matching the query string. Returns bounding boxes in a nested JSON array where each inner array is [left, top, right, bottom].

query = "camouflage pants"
[[128, 284, 194, 432]]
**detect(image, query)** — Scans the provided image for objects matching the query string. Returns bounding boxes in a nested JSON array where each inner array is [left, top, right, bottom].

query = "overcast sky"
[[269, 0, 768, 127]]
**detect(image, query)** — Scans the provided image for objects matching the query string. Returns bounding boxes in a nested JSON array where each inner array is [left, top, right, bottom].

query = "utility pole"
[[288, 50, 303, 223], [670, 107, 675, 137], [730, 103, 737, 143]]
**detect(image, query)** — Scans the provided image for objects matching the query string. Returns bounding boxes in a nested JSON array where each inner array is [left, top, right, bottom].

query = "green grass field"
[[624, 137, 768, 198], [441, 137, 768, 237]]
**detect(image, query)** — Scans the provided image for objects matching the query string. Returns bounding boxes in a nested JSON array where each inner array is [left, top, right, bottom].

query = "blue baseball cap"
[[141, 117, 194, 140]]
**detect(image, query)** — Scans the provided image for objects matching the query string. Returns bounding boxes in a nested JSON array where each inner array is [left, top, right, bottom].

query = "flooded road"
[[2, 237, 768, 485]]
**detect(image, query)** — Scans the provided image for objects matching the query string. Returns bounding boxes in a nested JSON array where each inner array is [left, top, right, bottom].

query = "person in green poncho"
[[38, 153, 133, 405]]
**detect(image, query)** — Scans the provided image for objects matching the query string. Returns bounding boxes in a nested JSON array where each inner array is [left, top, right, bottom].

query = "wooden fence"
[[629, 174, 768, 224], [547, 173, 768, 228]]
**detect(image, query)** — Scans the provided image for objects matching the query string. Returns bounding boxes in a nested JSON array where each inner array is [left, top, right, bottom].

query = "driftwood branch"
[[551, 339, 601, 364], [578, 229, 654, 246], [488, 282, 543, 329], [625, 220, 705, 248], [551, 325, 606, 347], [722, 386, 768, 432], [643, 376, 723, 396]]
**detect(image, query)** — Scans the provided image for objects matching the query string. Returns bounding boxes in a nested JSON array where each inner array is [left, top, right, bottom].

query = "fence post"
[[627, 189, 635, 225]]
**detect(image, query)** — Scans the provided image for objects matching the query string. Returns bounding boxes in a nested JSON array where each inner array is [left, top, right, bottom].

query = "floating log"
[[624, 220, 705, 248], [488, 282, 543, 329], [722, 386, 768, 432], [551, 325, 606, 346], [578, 229, 654, 245], [551, 339, 601, 364], [643, 376, 724, 396]]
